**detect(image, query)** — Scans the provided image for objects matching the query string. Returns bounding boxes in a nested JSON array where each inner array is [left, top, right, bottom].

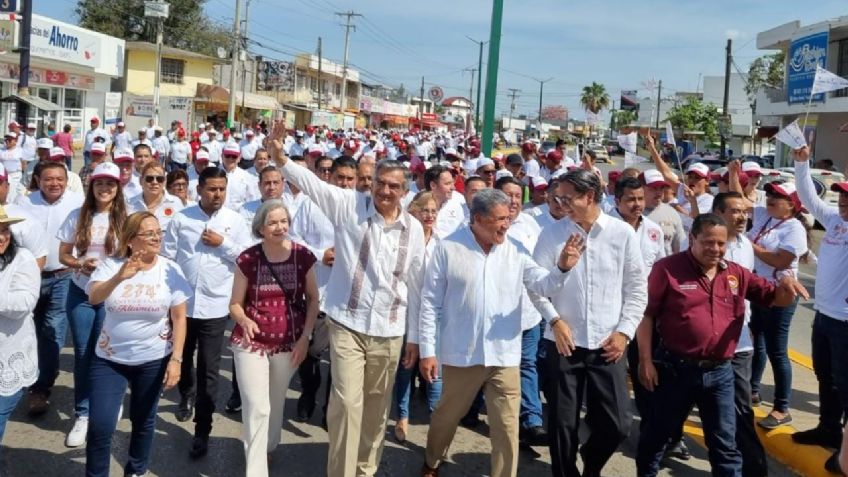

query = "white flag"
[[773, 120, 807, 150], [624, 151, 648, 167], [665, 122, 677, 150], [811, 66, 848, 95], [617, 132, 637, 154]]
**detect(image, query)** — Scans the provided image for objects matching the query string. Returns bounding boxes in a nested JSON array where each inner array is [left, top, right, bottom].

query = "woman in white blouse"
[[393, 191, 442, 443], [127, 161, 184, 230], [0, 205, 40, 445], [85, 211, 191, 477], [57, 162, 127, 448]]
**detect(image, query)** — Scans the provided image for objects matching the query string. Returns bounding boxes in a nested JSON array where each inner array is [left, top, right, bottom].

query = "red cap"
[[521, 142, 536, 153], [545, 150, 563, 163], [831, 182, 848, 194], [764, 182, 804, 212], [720, 170, 749, 187], [469, 147, 480, 157], [191, 131, 200, 138], [528, 176, 549, 191], [608, 170, 622, 184]]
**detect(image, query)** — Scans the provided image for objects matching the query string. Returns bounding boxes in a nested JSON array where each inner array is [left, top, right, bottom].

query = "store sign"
[[787, 27, 829, 105], [0, 62, 95, 89], [30, 17, 100, 68], [0, 18, 16, 53], [104, 92, 122, 124]]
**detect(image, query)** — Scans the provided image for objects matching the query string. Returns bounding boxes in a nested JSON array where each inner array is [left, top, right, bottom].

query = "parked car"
[[778, 167, 845, 207], [588, 145, 612, 164]]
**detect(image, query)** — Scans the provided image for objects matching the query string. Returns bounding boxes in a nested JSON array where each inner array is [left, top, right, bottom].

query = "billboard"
[[787, 27, 829, 105], [257, 60, 295, 92], [620, 90, 639, 111]]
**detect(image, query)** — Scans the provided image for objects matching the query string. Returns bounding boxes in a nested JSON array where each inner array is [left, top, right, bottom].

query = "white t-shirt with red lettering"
[[56, 210, 112, 291], [87, 256, 191, 365]]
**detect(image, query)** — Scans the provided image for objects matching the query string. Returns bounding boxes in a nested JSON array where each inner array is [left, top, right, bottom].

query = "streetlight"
[[144, 1, 170, 126]]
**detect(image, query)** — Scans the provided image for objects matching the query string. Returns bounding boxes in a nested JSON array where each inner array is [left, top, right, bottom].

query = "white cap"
[[117, 121, 126, 127], [528, 176, 549, 190], [742, 161, 763, 176], [685, 162, 710, 179], [3, 131, 17, 139], [495, 169, 514, 180], [89, 162, 121, 182], [36, 138, 53, 149], [444, 147, 459, 158], [641, 169, 670, 188], [138, 127, 147, 134], [113, 148, 134, 162], [49, 147, 66, 159], [476, 157, 495, 170], [195, 149, 210, 162], [307, 144, 324, 156], [90, 142, 107, 155], [26, 122, 36, 129], [153, 126, 163, 132], [245, 129, 255, 136], [223, 143, 240, 156]]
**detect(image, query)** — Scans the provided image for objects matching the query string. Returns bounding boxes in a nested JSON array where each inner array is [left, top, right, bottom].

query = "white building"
[[755, 17, 848, 169], [0, 14, 125, 140], [440, 96, 472, 128]]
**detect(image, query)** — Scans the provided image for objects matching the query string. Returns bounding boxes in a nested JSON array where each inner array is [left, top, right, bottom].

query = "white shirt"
[[123, 177, 143, 201], [187, 167, 203, 201], [56, 209, 113, 291], [417, 226, 569, 367], [522, 158, 541, 180], [20, 134, 36, 162], [0, 145, 22, 172], [170, 140, 191, 164], [608, 209, 667, 270], [3, 203, 47, 260], [288, 142, 305, 158], [746, 206, 807, 282], [527, 203, 561, 230], [224, 166, 254, 211], [509, 212, 558, 329], [0, 248, 39, 396], [15, 190, 84, 271], [288, 196, 335, 301], [794, 160, 848, 320], [130, 138, 153, 149], [434, 196, 466, 239], [282, 159, 426, 338], [533, 212, 648, 347], [205, 141, 222, 164], [127, 193, 185, 231], [724, 234, 756, 352], [162, 204, 251, 318], [112, 131, 133, 151], [152, 136, 171, 159], [676, 184, 714, 236], [88, 256, 191, 365], [84, 127, 109, 152], [240, 140, 259, 160]]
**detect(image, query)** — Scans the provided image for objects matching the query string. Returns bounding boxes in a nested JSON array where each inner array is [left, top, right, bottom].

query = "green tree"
[[75, 0, 231, 56], [580, 82, 610, 114], [611, 109, 637, 130], [665, 97, 720, 143], [745, 52, 785, 108]]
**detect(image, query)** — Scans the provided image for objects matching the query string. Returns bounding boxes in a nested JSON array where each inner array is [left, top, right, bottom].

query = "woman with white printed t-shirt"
[[56, 162, 127, 448], [84, 211, 191, 477], [744, 180, 808, 430]]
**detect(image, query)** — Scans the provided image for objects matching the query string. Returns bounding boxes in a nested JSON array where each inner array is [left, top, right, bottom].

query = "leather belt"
[[41, 268, 70, 278]]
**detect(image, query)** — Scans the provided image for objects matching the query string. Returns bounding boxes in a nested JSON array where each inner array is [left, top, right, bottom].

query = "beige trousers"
[[425, 365, 521, 477], [326, 319, 403, 477], [232, 345, 298, 477]]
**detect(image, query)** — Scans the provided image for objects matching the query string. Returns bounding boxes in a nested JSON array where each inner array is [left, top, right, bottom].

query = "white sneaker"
[[66, 416, 89, 447]]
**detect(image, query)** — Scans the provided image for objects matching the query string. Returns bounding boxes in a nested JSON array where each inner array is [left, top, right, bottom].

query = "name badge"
[[679, 284, 698, 291]]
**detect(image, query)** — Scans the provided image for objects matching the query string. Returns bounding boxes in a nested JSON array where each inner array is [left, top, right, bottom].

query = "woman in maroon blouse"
[[229, 199, 319, 477]]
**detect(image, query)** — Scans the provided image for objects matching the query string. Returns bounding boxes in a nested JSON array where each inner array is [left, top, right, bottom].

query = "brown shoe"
[[27, 390, 49, 417], [421, 463, 439, 477], [394, 418, 408, 443]]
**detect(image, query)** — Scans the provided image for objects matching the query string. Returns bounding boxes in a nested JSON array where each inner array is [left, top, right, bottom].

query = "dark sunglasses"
[[144, 175, 166, 184]]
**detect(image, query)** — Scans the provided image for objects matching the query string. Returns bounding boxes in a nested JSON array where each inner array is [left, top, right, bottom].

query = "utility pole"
[[720, 38, 732, 160], [507, 88, 520, 130], [317, 37, 323, 111], [419, 76, 425, 123], [537, 77, 553, 136], [655, 80, 662, 130], [481, 0, 504, 156], [465, 67, 476, 111], [227, 0, 242, 129], [336, 11, 361, 113], [239, 0, 252, 131], [16, 0, 33, 125], [467, 36, 487, 135], [145, 1, 169, 127]]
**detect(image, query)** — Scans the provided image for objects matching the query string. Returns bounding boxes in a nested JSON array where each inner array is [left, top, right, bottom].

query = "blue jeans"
[[86, 355, 169, 477], [394, 362, 442, 419], [83, 151, 91, 168], [520, 323, 543, 429], [750, 298, 798, 413], [31, 274, 70, 395], [0, 389, 24, 444], [67, 282, 106, 418], [811, 312, 848, 434], [636, 353, 741, 477]]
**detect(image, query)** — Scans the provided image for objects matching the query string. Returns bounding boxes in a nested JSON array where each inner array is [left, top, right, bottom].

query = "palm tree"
[[580, 82, 610, 114]]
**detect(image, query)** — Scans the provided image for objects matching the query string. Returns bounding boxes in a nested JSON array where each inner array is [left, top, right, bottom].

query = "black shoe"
[[460, 414, 481, 429], [664, 439, 692, 461], [825, 451, 845, 475], [188, 436, 209, 459], [175, 398, 194, 422], [519, 426, 548, 446], [296, 394, 315, 422], [225, 393, 241, 414], [792, 426, 843, 449]]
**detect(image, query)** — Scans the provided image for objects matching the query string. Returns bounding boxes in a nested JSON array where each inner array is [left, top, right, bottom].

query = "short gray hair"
[[560, 169, 602, 204], [374, 159, 411, 192], [469, 188, 510, 223], [252, 199, 290, 239]]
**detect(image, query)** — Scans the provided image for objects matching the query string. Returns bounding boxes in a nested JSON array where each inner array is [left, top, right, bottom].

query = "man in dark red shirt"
[[635, 213, 808, 477]]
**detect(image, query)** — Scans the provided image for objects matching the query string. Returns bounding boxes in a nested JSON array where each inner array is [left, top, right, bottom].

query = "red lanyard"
[[751, 217, 787, 245]]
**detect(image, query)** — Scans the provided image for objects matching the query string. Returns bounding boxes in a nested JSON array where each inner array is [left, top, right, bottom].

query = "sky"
[[37, 0, 848, 123]]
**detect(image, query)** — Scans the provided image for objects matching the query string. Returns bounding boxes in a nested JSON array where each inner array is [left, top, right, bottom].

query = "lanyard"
[[751, 217, 787, 245]]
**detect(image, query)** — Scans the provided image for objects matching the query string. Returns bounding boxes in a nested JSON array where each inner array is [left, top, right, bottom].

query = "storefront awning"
[[0, 94, 62, 111], [194, 83, 281, 111]]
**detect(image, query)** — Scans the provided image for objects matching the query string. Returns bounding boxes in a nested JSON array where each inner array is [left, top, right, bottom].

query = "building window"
[[161, 58, 185, 84], [334, 83, 341, 96]]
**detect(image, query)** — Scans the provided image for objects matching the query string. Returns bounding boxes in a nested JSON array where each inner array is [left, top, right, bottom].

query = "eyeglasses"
[[551, 194, 582, 206], [479, 169, 496, 175], [168, 181, 188, 189], [144, 175, 166, 184], [136, 230, 165, 239]]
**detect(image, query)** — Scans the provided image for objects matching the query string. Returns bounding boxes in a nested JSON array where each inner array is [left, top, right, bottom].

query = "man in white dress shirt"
[[16, 162, 84, 416], [162, 167, 250, 459], [418, 189, 584, 477], [270, 123, 425, 477], [527, 176, 566, 230], [425, 165, 465, 238], [533, 169, 648, 477], [83, 117, 109, 167]]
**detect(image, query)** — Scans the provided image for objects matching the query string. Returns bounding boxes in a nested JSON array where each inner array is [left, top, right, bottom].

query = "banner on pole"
[[773, 119, 807, 150], [811, 66, 848, 95], [617, 132, 637, 154], [664, 122, 676, 150], [787, 27, 829, 104]]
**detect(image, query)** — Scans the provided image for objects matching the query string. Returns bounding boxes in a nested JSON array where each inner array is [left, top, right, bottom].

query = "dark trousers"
[[546, 344, 631, 477], [811, 312, 848, 433], [31, 274, 70, 395], [86, 355, 169, 477], [732, 351, 768, 477], [636, 353, 742, 477], [178, 316, 228, 437], [750, 299, 798, 413]]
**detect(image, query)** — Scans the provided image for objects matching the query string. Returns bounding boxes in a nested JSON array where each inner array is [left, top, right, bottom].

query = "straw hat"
[[0, 204, 25, 225]]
